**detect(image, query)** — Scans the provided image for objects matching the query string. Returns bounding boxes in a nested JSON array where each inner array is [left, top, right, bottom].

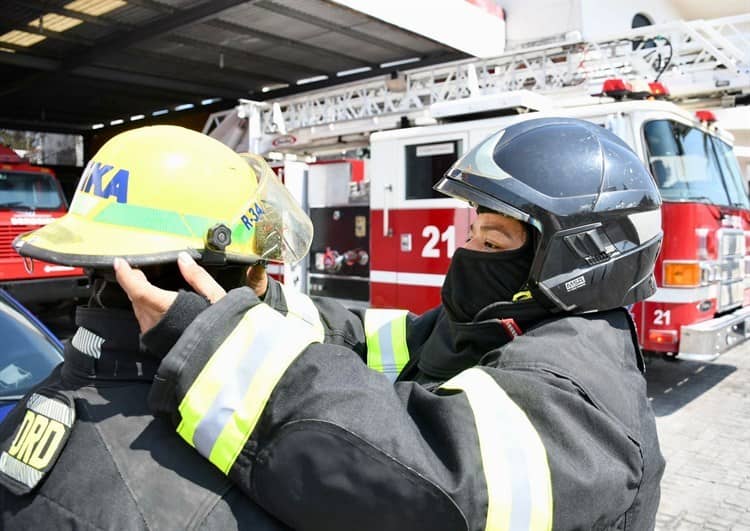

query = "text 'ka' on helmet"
[[14, 125, 313, 268], [435, 117, 663, 313]]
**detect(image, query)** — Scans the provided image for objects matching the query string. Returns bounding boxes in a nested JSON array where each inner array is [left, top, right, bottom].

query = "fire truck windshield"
[[0, 171, 64, 211], [644, 119, 749, 209]]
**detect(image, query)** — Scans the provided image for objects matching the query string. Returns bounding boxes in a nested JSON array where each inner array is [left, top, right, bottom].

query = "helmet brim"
[[13, 213, 209, 268]]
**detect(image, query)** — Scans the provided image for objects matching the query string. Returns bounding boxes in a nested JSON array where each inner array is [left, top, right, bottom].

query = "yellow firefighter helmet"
[[14, 125, 312, 267]]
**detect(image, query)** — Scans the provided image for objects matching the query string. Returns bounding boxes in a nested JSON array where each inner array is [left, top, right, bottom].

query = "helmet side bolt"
[[206, 224, 232, 251], [203, 224, 232, 265]]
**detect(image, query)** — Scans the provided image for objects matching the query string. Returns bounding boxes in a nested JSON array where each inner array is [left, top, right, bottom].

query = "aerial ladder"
[[204, 13, 750, 155]]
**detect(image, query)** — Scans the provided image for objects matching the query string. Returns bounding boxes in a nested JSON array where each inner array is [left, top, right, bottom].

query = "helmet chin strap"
[[88, 277, 109, 309]]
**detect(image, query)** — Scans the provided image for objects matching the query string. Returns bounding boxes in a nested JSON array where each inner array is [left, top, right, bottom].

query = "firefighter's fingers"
[[246, 263, 268, 298], [113, 257, 177, 333], [177, 252, 226, 304]]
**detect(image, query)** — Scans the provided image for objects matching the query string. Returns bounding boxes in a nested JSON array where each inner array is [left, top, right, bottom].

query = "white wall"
[[329, 0, 506, 57], [579, 0, 681, 40], [502, 0, 682, 48], [502, 0, 583, 47], [670, 0, 750, 20]]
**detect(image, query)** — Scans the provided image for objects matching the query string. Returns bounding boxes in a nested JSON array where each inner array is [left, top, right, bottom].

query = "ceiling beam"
[[164, 34, 318, 79], [0, 51, 245, 99], [254, 0, 417, 56], [110, 47, 281, 87], [75, 65, 244, 99], [205, 19, 367, 68], [124, 0, 176, 15], [62, 0, 256, 71], [0, 115, 92, 133]]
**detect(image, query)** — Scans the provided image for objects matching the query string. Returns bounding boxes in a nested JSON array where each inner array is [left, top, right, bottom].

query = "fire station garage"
[[1, 1, 750, 529]]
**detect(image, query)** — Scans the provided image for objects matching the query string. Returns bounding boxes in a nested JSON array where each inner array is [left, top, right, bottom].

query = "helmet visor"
[[238, 154, 313, 265]]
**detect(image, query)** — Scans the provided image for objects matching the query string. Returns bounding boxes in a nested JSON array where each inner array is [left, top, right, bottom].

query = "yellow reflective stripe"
[[364, 309, 410, 381], [177, 304, 320, 474], [279, 283, 325, 342], [441, 368, 553, 531]]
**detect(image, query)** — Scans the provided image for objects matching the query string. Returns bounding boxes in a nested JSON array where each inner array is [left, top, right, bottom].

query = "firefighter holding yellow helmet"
[[0, 125, 296, 530]]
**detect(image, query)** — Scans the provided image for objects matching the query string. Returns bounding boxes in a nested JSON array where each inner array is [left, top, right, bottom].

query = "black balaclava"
[[441, 220, 534, 323]]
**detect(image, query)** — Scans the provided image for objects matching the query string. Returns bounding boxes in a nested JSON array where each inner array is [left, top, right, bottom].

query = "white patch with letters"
[[565, 276, 586, 292]]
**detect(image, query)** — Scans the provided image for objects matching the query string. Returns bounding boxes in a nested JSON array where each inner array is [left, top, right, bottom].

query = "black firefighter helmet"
[[435, 117, 663, 313]]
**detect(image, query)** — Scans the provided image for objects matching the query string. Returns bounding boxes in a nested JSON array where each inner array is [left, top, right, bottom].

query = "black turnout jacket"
[[145, 279, 664, 531], [0, 305, 289, 531]]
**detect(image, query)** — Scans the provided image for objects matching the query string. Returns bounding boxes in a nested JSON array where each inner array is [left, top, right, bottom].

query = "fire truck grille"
[[0, 225, 34, 259], [718, 229, 746, 311]]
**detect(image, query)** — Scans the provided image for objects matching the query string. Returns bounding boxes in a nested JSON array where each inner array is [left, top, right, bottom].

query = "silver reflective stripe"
[[71, 327, 104, 359], [280, 284, 325, 341], [0, 452, 42, 489], [27, 394, 74, 427], [441, 368, 553, 530], [177, 304, 320, 472], [364, 309, 409, 382], [192, 320, 284, 458], [377, 318, 400, 382]]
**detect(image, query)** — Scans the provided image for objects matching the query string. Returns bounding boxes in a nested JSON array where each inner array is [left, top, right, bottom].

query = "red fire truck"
[[0, 145, 90, 306], [366, 97, 750, 362], [206, 14, 750, 360]]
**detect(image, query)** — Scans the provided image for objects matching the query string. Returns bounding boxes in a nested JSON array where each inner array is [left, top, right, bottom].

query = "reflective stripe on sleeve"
[[279, 283, 325, 342], [441, 368, 553, 531], [176, 304, 321, 474], [364, 309, 410, 382]]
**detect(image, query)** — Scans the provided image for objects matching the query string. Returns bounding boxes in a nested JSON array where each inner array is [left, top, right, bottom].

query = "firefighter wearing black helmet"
[[116, 117, 666, 531]]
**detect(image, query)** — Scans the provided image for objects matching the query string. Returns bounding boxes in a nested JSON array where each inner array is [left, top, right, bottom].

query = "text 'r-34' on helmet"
[[435, 117, 663, 313], [13, 125, 313, 268]]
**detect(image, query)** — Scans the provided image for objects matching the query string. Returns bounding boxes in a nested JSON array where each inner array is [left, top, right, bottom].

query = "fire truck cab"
[[0, 145, 90, 306]]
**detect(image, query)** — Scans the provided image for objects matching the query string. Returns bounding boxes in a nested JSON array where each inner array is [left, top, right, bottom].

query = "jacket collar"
[[62, 306, 159, 382], [416, 300, 555, 380]]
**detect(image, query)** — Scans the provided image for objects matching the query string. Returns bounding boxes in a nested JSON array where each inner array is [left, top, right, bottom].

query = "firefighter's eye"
[[484, 240, 501, 250]]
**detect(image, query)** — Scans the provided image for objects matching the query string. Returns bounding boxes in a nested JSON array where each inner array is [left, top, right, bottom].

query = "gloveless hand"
[[114, 252, 227, 333]]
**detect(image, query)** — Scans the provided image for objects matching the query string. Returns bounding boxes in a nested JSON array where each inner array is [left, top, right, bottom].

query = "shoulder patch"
[[0, 392, 75, 495]]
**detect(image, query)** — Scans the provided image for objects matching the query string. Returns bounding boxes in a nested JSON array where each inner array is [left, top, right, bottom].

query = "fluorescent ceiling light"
[[174, 103, 194, 111], [261, 84, 288, 93], [337, 66, 372, 77], [64, 0, 127, 17], [152, 109, 169, 116], [296, 75, 328, 85], [29, 14, 83, 32], [0, 47, 15, 54], [201, 98, 221, 105], [0, 30, 46, 47], [110, 119, 124, 125], [130, 114, 145, 121], [92, 123, 104, 129], [380, 57, 421, 68]]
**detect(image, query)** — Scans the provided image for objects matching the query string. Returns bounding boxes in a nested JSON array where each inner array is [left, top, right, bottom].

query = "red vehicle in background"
[[632, 113, 750, 360], [0, 145, 90, 306]]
